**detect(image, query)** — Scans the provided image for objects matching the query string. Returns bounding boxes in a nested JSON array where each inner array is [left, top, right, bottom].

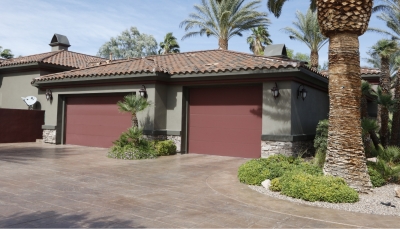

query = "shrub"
[[279, 171, 359, 203], [314, 119, 328, 154], [238, 159, 271, 185], [313, 149, 326, 168], [368, 166, 386, 187], [238, 155, 322, 185], [108, 127, 158, 160], [155, 140, 177, 156], [269, 178, 282, 192]]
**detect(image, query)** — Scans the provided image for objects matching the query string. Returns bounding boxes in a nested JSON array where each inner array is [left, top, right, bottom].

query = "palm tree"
[[247, 26, 272, 55], [361, 81, 381, 150], [282, 9, 328, 69], [370, 39, 399, 147], [180, 0, 270, 50], [267, 0, 316, 18], [268, 0, 374, 192], [117, 94, 151, 128], [159, 33, 180, 54]]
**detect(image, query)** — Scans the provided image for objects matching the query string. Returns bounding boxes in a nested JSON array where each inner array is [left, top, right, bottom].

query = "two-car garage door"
[[188, 86, 262, 158], [65, 94, 131, 148]]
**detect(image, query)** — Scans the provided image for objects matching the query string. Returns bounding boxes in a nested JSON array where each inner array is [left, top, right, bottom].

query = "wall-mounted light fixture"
[[45, 89, 53, 101], [271, 82, 280, 99], [297, 85, 307, 101], [139, 85, 147, 99]]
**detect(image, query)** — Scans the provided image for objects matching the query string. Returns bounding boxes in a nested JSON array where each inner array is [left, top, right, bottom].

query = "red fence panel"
[[0, 108, 44, 143]]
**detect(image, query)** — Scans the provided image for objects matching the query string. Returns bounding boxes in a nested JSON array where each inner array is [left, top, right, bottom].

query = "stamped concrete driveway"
[[0, 143, 399, 228]]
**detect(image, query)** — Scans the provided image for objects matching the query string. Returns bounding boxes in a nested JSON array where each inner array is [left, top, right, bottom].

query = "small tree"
[[0, 46, 14, 59], [117, 94, 151, 127], [247, 26, 272, 55], [159, 32, 180, 54]]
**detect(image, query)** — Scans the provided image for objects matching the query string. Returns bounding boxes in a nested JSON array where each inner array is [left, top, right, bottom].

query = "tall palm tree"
[[282, 9, 328, 69], [180, 0, 270, 50], [370, 39, 399, 147], [268, 0, 374, 192], [117, 94, 151, 128], [247, 26, 272, 55], [267, 0, 316, 18], [159, 33, 180, 54]]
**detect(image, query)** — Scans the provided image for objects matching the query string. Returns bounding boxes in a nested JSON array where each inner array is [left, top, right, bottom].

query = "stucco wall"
[[291, 82, 329, 135], [262, 81, 292, 135], [166, 85, 183, 132], [0, 71, 42, 109]]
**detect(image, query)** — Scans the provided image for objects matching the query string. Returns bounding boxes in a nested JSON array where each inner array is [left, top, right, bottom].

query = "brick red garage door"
[[189, 85, 262, 158], [65, 94, 131, 148]]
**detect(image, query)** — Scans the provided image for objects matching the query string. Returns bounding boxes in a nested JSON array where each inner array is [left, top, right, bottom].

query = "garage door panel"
[[65, 95, 131, 148], [189, 86, 262, 158], [189, 127, 260, 143], [189, 114, 261, 129], [188, 140, 261, 157]]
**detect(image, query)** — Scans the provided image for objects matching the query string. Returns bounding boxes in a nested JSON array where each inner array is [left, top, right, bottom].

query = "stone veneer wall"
[[43, 130, 56, 144], [143, 135, 181, 152], [261, 140, 314, 158]]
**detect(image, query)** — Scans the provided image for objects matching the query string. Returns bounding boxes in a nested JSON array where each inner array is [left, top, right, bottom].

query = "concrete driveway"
[[0, 143, 398, 228]]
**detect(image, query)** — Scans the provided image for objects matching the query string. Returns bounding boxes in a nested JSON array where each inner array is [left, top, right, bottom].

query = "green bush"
[[238, 159, 271, 185], [108, 127, 158, 160], [269, 178, 282, 192], [238, 155, 322, 185], [314, 119, 328, 154], [279, 171, 359, 203], [155, 140, 177, 156], [368, 166, 386, 187], [313, 149, 326, 168]]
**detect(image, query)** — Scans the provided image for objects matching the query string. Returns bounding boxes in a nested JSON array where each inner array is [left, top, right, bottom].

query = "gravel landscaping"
[[249, 184, 400, 216]]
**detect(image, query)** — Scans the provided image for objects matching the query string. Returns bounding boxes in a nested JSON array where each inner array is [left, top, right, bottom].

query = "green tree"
[[370, 39, 399, 147], [180, 0, 270, 50], [159, 33, 180, 54], [282, 9, 328, 69], [268, 0, 374, 192], [0, 46, 14, 59], [97, 27, 158, 59], [117, 94, 152, 128], [247, 26, 272, 55]]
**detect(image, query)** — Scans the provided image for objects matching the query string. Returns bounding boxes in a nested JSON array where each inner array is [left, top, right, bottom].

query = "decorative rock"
[[395, 187, 400, 198], [261, 179, 271, 190], [367, 157, 377, 163]]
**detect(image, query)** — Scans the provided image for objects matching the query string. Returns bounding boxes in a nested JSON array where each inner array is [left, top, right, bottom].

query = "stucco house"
[[0, 34, 378, 158]]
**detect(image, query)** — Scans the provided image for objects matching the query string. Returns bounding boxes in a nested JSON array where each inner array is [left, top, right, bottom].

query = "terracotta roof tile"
[[0, 50, 105, 69], [320, 68, 381, 76], [32, 49, 327, 83]]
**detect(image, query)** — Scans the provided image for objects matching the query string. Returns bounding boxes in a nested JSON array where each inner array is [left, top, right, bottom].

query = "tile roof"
[[0, 50, 105, 69], [32, 49, 327, 83], [320, 68, 381, 76]]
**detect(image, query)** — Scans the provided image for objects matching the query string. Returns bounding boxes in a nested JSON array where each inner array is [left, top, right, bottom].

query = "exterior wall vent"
[[49, 34, 70, 51], [264, 44, 288, 58]]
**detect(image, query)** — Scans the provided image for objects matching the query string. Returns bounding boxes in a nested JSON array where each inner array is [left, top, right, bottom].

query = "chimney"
[[264, 44, 288, 58], [49, 34, 70, 51]]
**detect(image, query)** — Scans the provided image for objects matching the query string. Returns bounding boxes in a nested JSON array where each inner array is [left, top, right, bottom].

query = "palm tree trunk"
[[132, 113, 138, 128], [218, 38, 228, 50], [310, 50, 319, 70], [380, 57, 391, 147], [323, 32, 372, 192], [391, 75, 400, 146]]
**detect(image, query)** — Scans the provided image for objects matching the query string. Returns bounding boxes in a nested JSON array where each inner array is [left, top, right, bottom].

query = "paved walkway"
[[0, 143, 398, 228]]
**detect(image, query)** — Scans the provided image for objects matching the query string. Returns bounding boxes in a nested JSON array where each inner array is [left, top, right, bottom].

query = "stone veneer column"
[[43, 130, 56, 144], [261, 140, 314, 158]]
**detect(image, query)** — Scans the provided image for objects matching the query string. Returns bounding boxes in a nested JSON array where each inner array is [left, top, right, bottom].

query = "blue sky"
[[0, 0, 389, 66]]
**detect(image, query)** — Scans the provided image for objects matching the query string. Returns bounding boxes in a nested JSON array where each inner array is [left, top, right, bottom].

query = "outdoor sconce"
[[139, 85, 147, 99], [45, 89, 53, 101], [271, 82, 280, 99], [297, 85, 307, 101]]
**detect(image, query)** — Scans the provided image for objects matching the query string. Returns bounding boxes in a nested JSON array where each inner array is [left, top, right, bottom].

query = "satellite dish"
[[21, 96, 37, 110]]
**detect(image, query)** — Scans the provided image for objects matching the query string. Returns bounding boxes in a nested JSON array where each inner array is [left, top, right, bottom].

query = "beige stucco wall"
[[291, 82, 329, 135], [262, 81, 292, 135], [0, 71, 43, 109]]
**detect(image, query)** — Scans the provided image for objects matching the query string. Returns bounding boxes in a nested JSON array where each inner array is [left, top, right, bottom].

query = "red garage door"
[[189, 85, 262, 158], [65, 94, 131, 148]]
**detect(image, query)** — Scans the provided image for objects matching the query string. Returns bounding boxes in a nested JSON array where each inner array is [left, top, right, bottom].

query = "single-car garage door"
[[188, 85, 262, 158], [65, 94, 131, 148]]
